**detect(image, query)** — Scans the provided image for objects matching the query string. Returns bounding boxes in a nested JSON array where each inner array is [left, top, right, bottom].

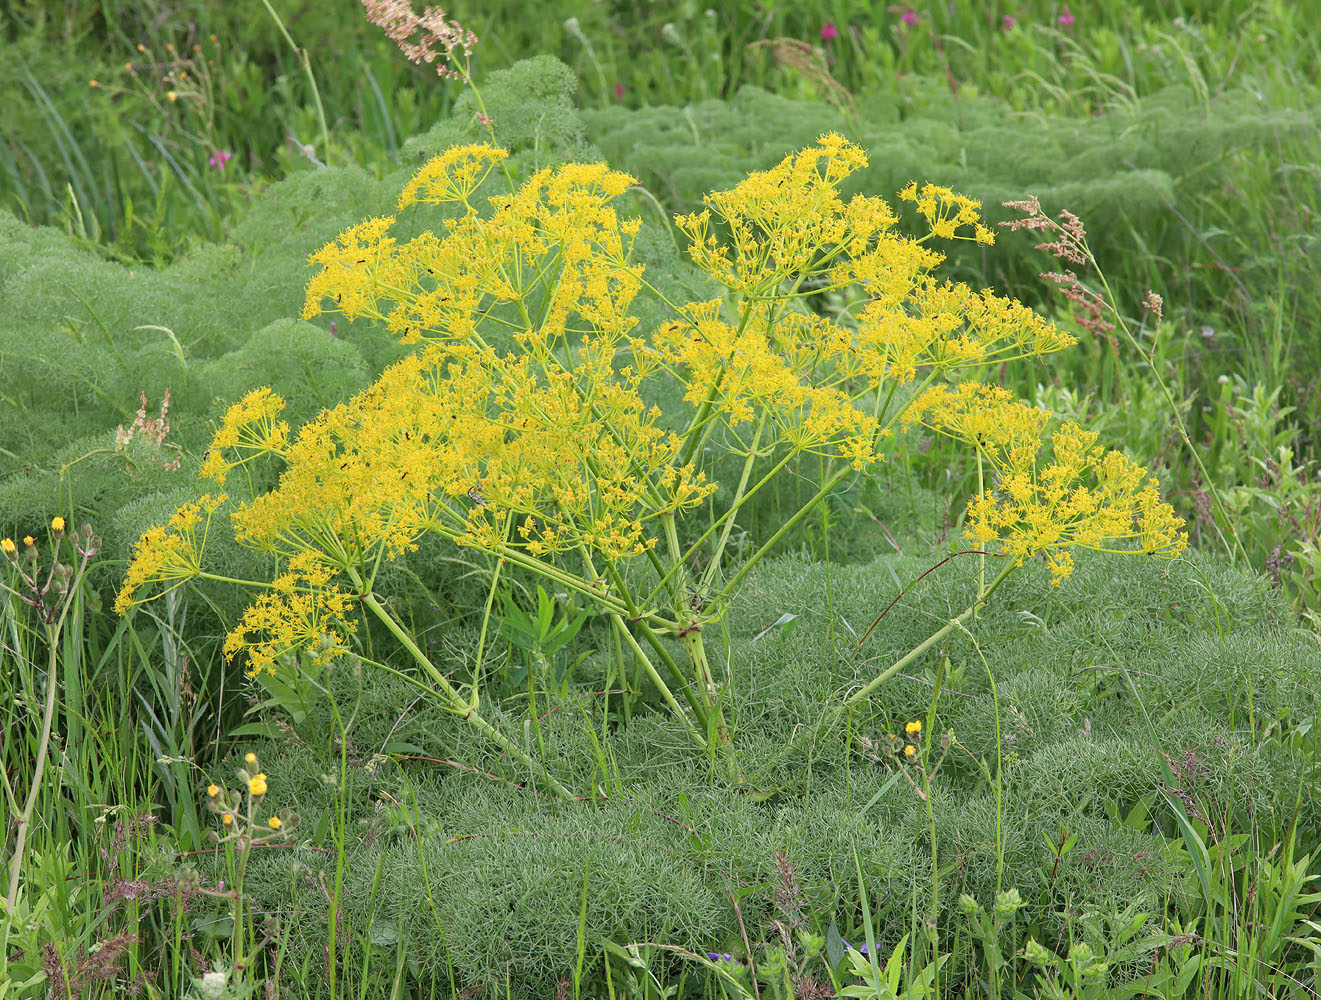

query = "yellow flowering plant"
[[116, 132, 1186, 794], [201, 751, 295, 987]]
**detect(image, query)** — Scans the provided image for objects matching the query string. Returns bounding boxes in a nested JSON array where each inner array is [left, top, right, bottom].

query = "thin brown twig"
[[855, 550, 997, 649]]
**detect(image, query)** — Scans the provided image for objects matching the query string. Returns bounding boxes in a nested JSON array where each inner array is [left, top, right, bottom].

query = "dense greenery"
[[1, 3, 1319, 998]]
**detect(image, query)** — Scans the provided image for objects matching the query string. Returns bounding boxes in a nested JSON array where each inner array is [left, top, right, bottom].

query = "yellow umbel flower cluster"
[[304, 150, 642, 348], [224, 343, 713, 569], [649, 302, 884, 469], [200, 387, 290, 485], [115, 494, 227, 613], [223, 553, 356, 677], [909, 382, 1186, 584], [675, 133, 885, 296], [898, 181, 996, 244]]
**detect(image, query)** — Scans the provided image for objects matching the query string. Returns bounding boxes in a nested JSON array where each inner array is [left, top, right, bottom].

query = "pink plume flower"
[[901, 8, 919, 26], [820, 20, 839, 42], [1058, 6, 1075, 27], [208, 150, 233, 170]]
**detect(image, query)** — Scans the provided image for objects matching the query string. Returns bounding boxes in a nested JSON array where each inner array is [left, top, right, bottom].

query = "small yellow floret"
[[207, 784, 220, 798], [268, 817, 283, 830], [248, 773, 268, 797]]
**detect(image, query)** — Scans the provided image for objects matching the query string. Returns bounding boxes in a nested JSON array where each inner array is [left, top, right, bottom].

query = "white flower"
[[198, 969, 229, 999]]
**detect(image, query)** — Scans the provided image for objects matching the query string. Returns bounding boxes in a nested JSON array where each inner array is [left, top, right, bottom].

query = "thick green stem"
[[643, 446, 798, 607], [699, 414, 767, 595], [643, 624, 709, 716], [714, 462, 853, 611], [358, 589, 573, 800], [610, 616, 706, 750], [679, 627, 730, 748]]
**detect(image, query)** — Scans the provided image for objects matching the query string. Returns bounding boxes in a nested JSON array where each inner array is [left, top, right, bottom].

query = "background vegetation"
[[1, 1, 1318, 997]]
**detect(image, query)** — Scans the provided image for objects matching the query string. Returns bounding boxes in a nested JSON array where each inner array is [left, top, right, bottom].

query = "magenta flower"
[[821, 20, 839, 42], [1058, 6, 1075, 27], [1002, 14, 1017, 29], [901, 7, 919, 26], [208, 149, 233, 170], [614, 80, 626, 100]]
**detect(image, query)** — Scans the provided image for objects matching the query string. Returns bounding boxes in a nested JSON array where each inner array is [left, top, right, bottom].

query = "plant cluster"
[[114, 132, 1185, 797], [3, 5, 1321, 994]]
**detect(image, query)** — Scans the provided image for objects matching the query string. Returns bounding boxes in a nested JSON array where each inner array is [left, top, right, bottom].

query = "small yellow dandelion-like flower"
[[207, 784, 221, 798], [903, 744, 917, 760], [267, 817, 283, 830], [906, 720, 922, 738], [248, 773, 268, 797], [244, 752, 258, 766], [1, 538, 15, 559], [221, 812, 234, 826], [166, 90, 178, 102], [51, 516, 65, 533], [22, 536, 34, 548], [89, 79, 100, 88]]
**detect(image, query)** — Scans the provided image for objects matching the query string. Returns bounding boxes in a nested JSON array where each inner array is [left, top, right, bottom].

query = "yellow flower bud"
[[51, 517, 65, 533], [903, 744, 917, 760], [1, 538, 15, 559], [244, 752, 257, 766], [207, 784, 220, 798], [267, 817, 283, 830], [905, 720, 922, 738], [221, 812, 234, 826], [248, 773, 268, 797]]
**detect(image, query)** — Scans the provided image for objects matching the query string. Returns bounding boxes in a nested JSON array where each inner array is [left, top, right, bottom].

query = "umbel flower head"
[[907, 382, 1186, 584], [115, 494, 227, 613]]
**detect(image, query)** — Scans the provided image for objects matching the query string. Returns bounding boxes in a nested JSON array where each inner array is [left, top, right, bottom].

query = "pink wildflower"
[[614, 80, 626, 100], [821, 20, 839, 42], [208, 150, 233, 170], [1002, 14, 1017, 30], [901, 8, 919, 26], [1058, 6, 1075, 27]]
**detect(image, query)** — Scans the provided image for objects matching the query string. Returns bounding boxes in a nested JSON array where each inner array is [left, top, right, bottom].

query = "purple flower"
[[841, 940, 872, 955], [1058, 6, 1075, 27], [706, 952, 737, 963], [208, 149, 233, 170], [821, 20, 839, 42], [1002, 14, 1017, 30], [613, 81, 626, 100], [901, 8, 919, 26]]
